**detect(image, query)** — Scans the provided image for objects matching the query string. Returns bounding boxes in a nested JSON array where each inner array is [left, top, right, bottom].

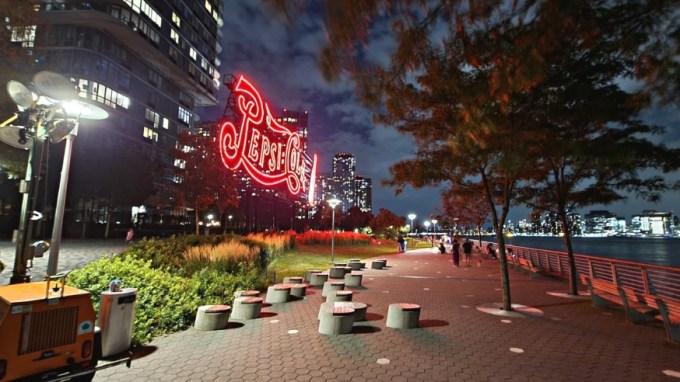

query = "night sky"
[[200, 1, 680, 224]]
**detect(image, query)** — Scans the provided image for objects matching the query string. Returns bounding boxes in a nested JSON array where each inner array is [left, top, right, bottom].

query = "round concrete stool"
[[386, 303, 421, 329], [318, 301, 367, 321], [328, 267, 347, 279], [233, 289, 261, 298], [318, 306, 355, 335], [304, 270, 322, 282], [348, 259, 360, 263], [333, 262, 347, 267], [283, 276, 303, 284], [321, 281, 345, 297], [371, 261, 383, 269], [309, 272, 329, 287], [348, 262, 363, 271], [344, 272, 363, 287], [230, 297, 263, 320], [194, 305, 231, 330], [377, 259, 387, 267], [290, 284, 308, 298], [265, 284, 291, 303], [326, 290, 353, 302]]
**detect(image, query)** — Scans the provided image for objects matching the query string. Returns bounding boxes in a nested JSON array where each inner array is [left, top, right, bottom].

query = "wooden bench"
[[581, 275, 658, 324], [516, 258, 540, 278], [646, 297, 680, 344]]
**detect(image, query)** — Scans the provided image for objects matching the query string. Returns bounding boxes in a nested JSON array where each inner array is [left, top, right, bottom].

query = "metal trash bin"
[[99, 287, 137, 357]]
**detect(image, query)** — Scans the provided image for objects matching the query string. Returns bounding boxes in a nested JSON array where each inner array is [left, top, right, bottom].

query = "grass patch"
[[267, 242, 396, 282]]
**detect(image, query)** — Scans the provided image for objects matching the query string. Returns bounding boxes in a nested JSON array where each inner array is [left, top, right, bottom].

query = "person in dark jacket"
[[462, 239, 473, 266], [452, 239, 461, 267]]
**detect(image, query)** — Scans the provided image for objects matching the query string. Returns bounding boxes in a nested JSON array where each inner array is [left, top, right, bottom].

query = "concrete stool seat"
[[309, 272, 329, 287], [348, 259, 360, 263], [304, 270, 322, 282], [283, 276, 303, 284], [194, 305, 231, 330], [328, 267, 347, 279], [377, 259, 387, 267], [321, 281, 345, 297], [290, 284, 308, 298], [327, 290, 353, 302], [371, 261, 384, 269], [333, 262, 347, 267], [233, 289, 260, 298], [318, 302, 367, 321], [344, 272, 363, 287], [386, 303, 421, 329], [318, 306, 355, 335], [348, 262, 363, 271], [231, 297, 263, 320], [265, 284, 292, 303]]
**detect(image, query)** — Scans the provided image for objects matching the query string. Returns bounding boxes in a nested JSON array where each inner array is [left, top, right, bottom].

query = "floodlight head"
[[47, 119, 77, 143], [327, 198, 341, 209]]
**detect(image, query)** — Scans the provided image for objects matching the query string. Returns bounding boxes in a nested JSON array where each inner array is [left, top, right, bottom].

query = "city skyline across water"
[[485, 236, 680, 268]]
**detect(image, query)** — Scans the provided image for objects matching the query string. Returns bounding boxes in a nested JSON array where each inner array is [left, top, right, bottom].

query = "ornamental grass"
[[295, 231, 371, 245]]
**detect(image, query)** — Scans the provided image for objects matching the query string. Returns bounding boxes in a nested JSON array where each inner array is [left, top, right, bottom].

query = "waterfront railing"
[[483, 242, 680, 302]]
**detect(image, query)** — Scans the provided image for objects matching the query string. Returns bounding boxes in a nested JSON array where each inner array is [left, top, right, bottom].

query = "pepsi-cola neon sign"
[[219, 75, 317, 204]]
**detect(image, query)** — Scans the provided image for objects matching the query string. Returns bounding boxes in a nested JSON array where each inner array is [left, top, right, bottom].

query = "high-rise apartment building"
[[354, 175, 372, 212], [332, 153, 355, 212], [13, 0, 222, 230]]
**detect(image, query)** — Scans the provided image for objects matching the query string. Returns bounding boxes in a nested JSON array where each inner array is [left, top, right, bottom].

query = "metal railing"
[[483, 242, 680, 302]]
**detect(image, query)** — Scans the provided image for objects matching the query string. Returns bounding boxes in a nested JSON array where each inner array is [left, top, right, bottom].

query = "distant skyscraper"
[[332, 153, 356, 211], [277, 109, 308, 151], [354, 175, 372, 212]]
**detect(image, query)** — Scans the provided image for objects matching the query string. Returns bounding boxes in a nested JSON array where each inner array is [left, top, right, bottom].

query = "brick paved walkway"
[[91, 246, 680, 382]]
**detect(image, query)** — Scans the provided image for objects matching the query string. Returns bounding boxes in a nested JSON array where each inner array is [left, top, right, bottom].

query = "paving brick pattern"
[[87, 246, 679, 382]]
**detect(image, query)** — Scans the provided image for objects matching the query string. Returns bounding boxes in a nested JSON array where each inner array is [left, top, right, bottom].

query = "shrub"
[[189, 266, 264, 306], [295, 231, 371, 246], [120, 236, 188, 274], [68, 256, 201, 345]]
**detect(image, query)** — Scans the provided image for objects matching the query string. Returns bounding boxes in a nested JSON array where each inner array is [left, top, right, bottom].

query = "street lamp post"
[[408, 213, 416, 237], [327, 198, 341, 264], [423, 221, 431, 247], [432, 219, 438, 245]]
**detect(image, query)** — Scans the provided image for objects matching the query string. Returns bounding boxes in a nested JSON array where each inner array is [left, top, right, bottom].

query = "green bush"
[[68, 256, 201, 345], [189, 265, 264, 306]]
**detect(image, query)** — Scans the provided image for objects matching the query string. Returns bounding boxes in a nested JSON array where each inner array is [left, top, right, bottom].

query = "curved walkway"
[[91, 246, 679, 381]]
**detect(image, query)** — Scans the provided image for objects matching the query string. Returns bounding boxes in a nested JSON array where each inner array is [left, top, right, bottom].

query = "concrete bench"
[[309, 272, 329, 287], [194, 305, 231, 330], [386, 303, 421, 329], [327, 290, 353, 303], [230, 297, 263, 320], [329, 266, 348, 279], [318, 302, 367, 322], [233, 289, 260, 298], [290, 284, 308, 299], [282, 276, 303, 284], [304, 270, 322, 282], [347, 262, 363, 271], [265, 284, 292, 304], [344, 272, 363, 287], [318, 306, 355, 335], [322, 281, 345, 297]]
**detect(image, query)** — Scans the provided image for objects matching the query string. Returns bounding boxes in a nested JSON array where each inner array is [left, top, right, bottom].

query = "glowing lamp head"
[[424, 221, 431, 228], [327, 198, 341, 209], [432, 219, 438, 225], [408, 213, 416, 220]]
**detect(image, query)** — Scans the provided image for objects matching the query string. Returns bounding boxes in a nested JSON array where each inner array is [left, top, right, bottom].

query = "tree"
[[173, 127, 240, 235], [369, 208, 405, 239], [439, 186, 490, 245], [341, 206, 372, 231]]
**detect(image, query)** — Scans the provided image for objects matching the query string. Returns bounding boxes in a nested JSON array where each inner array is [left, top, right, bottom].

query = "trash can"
[[99, 287, 137, 357]]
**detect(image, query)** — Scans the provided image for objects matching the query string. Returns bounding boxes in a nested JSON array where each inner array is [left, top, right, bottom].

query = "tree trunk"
[[194, 201, 200, 235], [495, 208, 512, 311], [557, 206, 579, 295]]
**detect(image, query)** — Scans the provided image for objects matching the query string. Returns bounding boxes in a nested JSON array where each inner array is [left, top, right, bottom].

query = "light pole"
[[423, 221, 431, 247], [408, 213, 416, 237], [432, 219, 438, 244], [327, 198, 341, 264]]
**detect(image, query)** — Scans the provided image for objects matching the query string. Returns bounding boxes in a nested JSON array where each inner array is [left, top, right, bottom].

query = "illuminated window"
[[170, 29, 179, 44], [124, 0, 162, 27], [174, 158, 185, 169], [172, 12, 181, 27], [178, 106, 191, 125], [145, 108, 160, 128], [143, 126, 158, 141], [189, 47, 197, 60], [204, 0, 212, 13], [78, 79, 129, 109], [162, 118, 169, 129], [11, 25, 36, 48]]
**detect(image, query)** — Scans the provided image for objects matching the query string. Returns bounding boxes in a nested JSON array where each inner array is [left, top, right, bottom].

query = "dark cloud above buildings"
[[203, 0, 680, 223]]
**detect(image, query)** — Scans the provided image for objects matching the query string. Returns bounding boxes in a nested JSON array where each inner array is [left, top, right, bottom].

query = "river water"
[[483, 236, 680, 268]]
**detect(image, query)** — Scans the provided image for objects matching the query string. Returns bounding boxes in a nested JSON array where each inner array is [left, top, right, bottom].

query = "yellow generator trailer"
[[0, 274, 131, 381]]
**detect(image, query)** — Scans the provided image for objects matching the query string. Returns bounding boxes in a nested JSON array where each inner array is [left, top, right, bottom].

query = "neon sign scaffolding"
[[219, 75, 317, 204]]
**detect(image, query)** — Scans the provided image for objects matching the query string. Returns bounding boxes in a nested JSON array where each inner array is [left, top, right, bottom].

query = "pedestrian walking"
[[452, 239, 460, 267], [397, 235, 405, 253], [126, 228, 134, 245], [462, 239, 473, 266]]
